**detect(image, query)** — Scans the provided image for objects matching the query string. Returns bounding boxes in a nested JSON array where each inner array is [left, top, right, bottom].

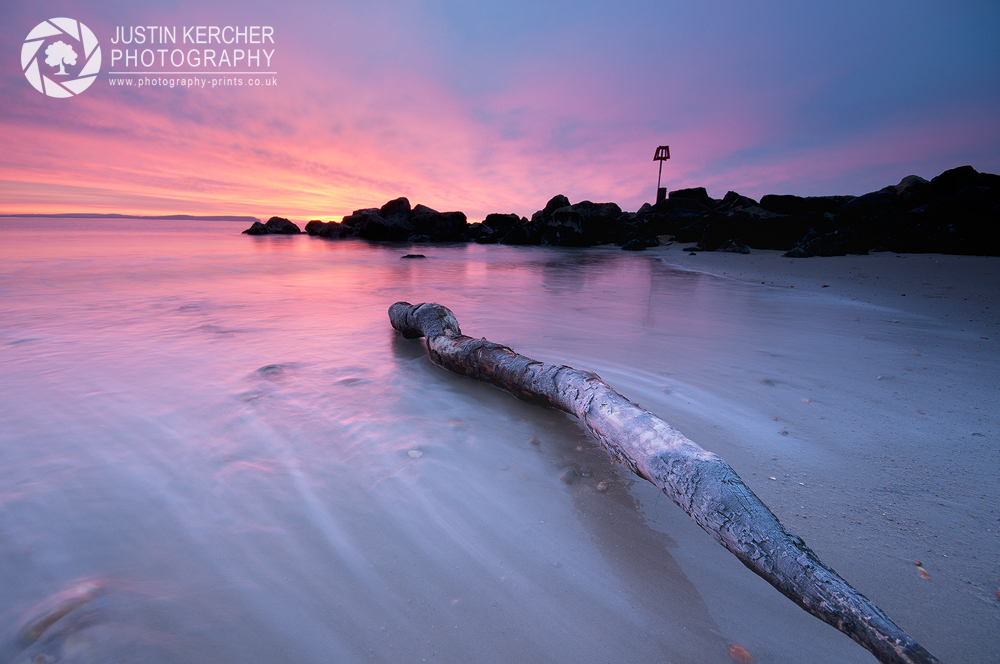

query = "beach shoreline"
[[653, 243, 1000, 332]]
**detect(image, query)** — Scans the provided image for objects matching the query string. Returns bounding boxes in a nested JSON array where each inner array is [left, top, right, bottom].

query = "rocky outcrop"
[[242, 216, 302, 235], [282, 165, 1000, 256], [302, 198, 469, 243]]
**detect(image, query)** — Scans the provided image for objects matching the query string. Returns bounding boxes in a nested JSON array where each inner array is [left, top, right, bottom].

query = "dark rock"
[[401, 254, 425, 259], [759, 195, 851, 216], [482, 213, 520, 234], [500, 219, 542, 245], [621, 238, 654, 251], [526, 197, 625, 247], [266, 216, 302, 234], [717, 239, 751, 254], [699, 204, 796, 251], [243, 217, 302, 234], [341, 208, 379, 227], [305, 220, 347, 238], [542, 195, 571, 216], [669, 187, 717, 207], [358, 212, 413, 241], [305, 220, 327, 235], [379, 197, 412, 225], [787, 228, 867, 257], [929, 165, 981, 199], [265, 165, 999, 254], [718, 191, 759, 211], [410, 209, 468, 242]]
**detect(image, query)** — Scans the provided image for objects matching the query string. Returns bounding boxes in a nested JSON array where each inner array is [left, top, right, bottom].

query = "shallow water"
[[0, 219, 995, 663]]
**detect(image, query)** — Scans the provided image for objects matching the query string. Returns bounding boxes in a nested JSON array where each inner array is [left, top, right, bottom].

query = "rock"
[[786, 228, 866, 257], [265, 216, 302, 234], [242, 217, 301, 234], [621, 238, 650, 251], [304, 220, 326, 235], [341, 208, 379, 227], [476, 213, 521, 243], [717, 239, 751, 253], [758, 195, 851, 216], [358, 212, 413, 241], [379, 197, 412, 225], [542, 194, 571, 216], [699, 205, 797, 251], [410, 209, 468, 242], [401, 254, 425, 259], [499, 219, 542, 245], [258, 165, 999, 254], [929, 165, 981, 198], [669, 187, 718, 207], [783, 245, 810, 258], [304, 220, 346, 237]]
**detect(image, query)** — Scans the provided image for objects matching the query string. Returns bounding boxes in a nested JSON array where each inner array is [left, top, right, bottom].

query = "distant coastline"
[[0, 213, 259, 222]]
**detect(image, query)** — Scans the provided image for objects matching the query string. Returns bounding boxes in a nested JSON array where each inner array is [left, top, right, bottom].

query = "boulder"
[[542, 194, 571, 216], [305, 220, 346, 238], [669, 187, 719, 207], [717, 239, 751, 254], [543, 200, 624, 246], [410, 209, 468, 242], [621, 237, 656, 251], [242, 216, 302, 234], [379, 197, 412, 225], [357, 212, 413, 241], [341, 208, 379, 227], [476, 213, 521, 244], [758, 195, 851, 216]]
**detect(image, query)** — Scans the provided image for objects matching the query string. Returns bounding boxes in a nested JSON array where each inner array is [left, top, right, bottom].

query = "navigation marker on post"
[[653, 145, 670, 204]]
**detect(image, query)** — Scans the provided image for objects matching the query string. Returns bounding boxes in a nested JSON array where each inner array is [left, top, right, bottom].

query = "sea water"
[[0, 218, 991, 663]]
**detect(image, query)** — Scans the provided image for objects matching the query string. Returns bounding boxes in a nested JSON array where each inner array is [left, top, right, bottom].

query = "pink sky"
[[1, 0, 998, 221]]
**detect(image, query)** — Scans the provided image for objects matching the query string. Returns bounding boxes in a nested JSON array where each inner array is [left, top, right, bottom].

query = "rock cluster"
[[242, 216, 302, 235], [250, 165, 1000, 255], [301, 198, 467, 243], [642, 166, 1000, 257]]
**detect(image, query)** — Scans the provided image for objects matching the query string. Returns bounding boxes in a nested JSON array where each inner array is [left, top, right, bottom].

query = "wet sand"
[[646, 244, 1000, 663], [657, 244, 999, 331]]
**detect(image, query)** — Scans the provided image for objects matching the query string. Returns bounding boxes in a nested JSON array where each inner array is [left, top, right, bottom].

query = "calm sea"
[[0, 218, 968, 663]]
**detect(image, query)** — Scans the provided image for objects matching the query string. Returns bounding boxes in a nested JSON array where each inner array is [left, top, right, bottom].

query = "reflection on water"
[[1, 219, 929, 663]]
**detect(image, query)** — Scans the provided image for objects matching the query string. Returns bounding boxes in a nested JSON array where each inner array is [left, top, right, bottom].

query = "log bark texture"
[[389, 301, 938, 664]]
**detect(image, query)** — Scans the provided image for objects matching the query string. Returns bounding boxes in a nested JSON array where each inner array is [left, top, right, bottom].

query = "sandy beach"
[[657, 244, 999, 331], [646, 244, 999, 662]]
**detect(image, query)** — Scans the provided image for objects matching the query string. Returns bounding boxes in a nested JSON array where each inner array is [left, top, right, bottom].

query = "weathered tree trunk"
[[389, 301, 938, 664]]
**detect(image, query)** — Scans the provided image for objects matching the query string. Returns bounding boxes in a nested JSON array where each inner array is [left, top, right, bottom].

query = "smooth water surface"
[[1, 219, 995, 663]]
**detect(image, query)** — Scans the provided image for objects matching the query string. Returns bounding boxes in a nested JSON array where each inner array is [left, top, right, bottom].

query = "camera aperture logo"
[[22, 18, 102, 97]]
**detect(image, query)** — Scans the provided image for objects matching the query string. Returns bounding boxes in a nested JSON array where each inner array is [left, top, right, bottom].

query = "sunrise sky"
[[1, 0, 998, 221]]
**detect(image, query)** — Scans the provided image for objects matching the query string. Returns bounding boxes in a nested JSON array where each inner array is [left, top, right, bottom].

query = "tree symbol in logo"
[[22, 17, 101, 98], [45, 41, 77, 76]]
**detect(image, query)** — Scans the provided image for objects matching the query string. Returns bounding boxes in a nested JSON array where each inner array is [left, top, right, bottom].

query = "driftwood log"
[[389, 301, 938, 664]]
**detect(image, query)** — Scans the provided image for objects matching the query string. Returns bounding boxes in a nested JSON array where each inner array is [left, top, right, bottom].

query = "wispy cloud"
[[1, 0, 997, 219]]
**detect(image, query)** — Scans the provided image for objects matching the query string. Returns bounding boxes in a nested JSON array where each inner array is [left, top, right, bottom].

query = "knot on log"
[[389, 302, 461, 339]]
